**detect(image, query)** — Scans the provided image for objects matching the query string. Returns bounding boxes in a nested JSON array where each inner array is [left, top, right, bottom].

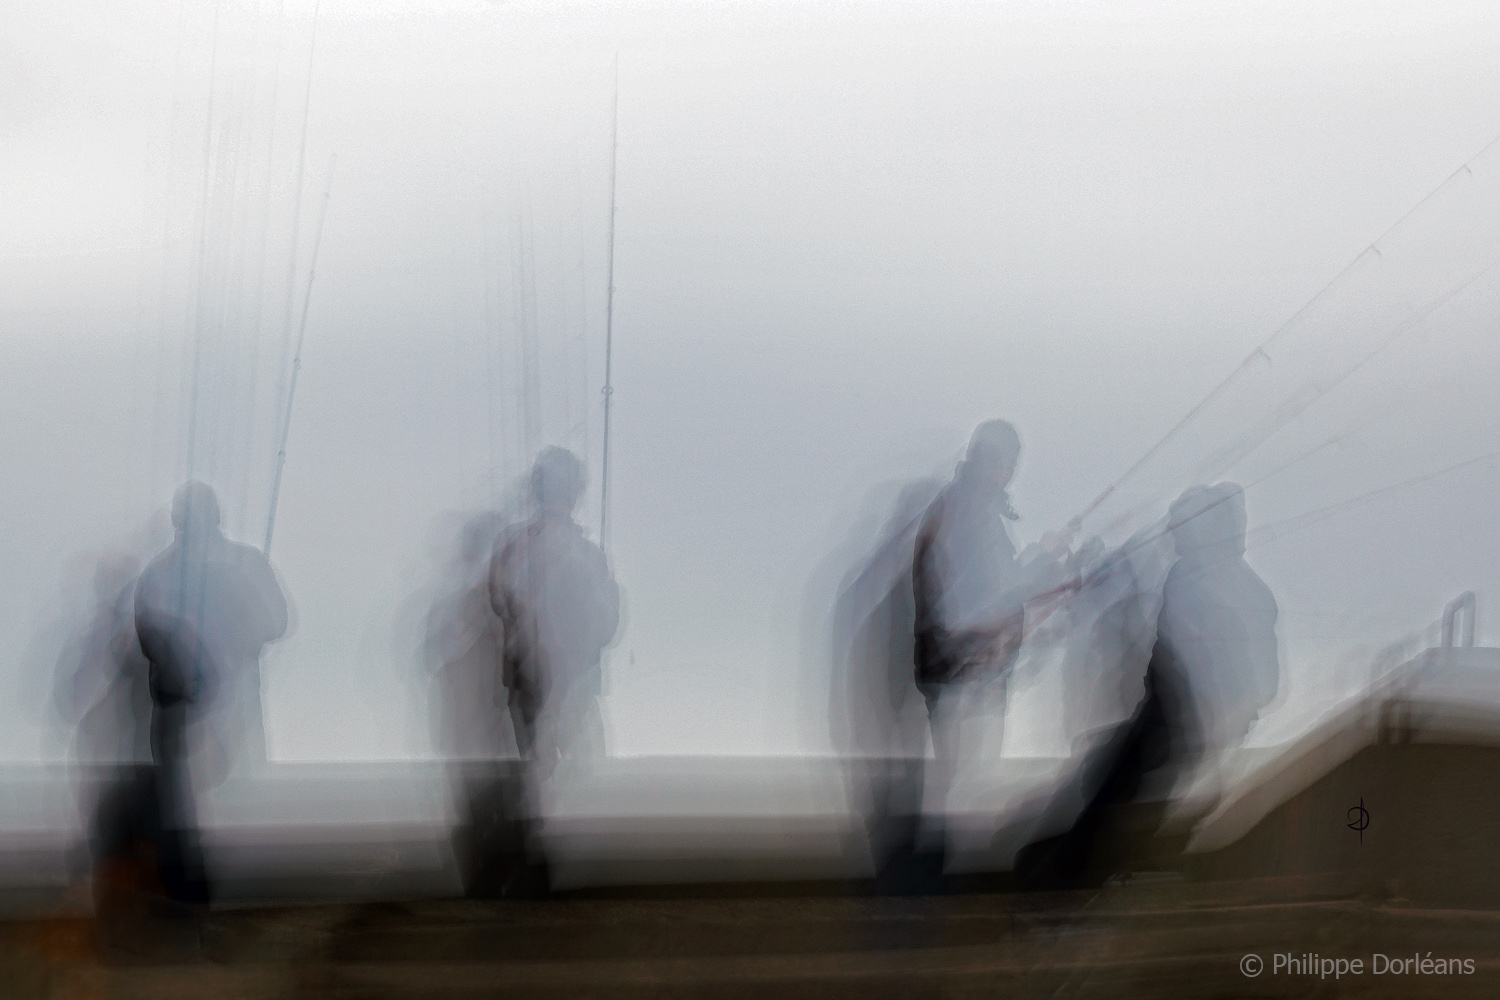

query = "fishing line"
[[1075, 132, 1500, 529], [568, 142, 593, 501], [567, 145, 589, 468], [270, 0, 322, 473], [233, 0, 294, 536], [600, 55, 619, 547], [524, 203, 541, 464], [1078, 256, 1498, 575], [1197, 262, 1493, 481], [1245, 449, 1500, 551], [510, 209, 529, 483], [479, 196, 501, 505], [184, 0, 226, 486], [264, 154, 335, 555], [259, 1, 322, 552]]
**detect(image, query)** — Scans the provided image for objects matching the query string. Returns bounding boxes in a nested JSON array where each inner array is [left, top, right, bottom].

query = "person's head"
[[1168, 482, 1246, 558], [960, 419, 1021, 491], [171, 481, 221, 536], [530, 446, 586, 516]]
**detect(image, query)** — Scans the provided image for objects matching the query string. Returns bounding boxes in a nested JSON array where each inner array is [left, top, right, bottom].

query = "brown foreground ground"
[[6, 714, 1499, 999], [3, 874, 1498, 1000]]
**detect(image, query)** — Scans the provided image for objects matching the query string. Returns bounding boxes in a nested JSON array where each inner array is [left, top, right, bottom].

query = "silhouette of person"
[[427, 512, 511, 763], [54, 554, 152, 770], [421, 510, 526, 896], [826, 479, 943, 894], [129, 481, 288, 903], [1158, 483, 1279, 761], [1013, 482, 1279, 890], [490, 448, 619, 796], [900, 420, 1063, 887], [51, 553, 157, 911]]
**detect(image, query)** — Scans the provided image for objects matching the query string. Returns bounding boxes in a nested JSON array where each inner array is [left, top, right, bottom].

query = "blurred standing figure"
[[421, 510, 526, 896], [906, 420, 1063, 881], [1014, 483, 1278, 890], [825, 479, 942, 895], [52, 553, 156, 910], [130, 481, 288, 903], [1157, 482, 1279, 772], [490, 447, 620, 790], [54, 554, 152, 770], [427, 512, 511, 762]]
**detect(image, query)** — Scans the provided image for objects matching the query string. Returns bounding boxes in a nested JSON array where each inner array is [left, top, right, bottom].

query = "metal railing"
[[1372, 591, 1478, 744], [1442, 590, 1477, 649]]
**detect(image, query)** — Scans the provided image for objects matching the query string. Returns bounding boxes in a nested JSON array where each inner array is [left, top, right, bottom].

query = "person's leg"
[[507, 676, 541, 760], [1013, 660, 1167, 891], [878, 681, 950, 893], [151, 705, 211, 907], [556, 668, 606, 765], [508, 677, 547, 825], [923, 682, 964, 821]]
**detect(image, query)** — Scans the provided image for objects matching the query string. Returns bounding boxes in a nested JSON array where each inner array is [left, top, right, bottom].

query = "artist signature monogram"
[[1346, 797, 1370, 844]]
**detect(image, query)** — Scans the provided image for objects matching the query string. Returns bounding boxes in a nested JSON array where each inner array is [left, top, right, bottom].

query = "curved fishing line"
[[1084, 252, 1498, 573], [1075, 133, 1500, 529], [1245, 449, 1500, 552], [1190, 262, 1494, 486], [1085, 256, 1493, 547], [1083, 443, 1500, 597], [1069, 435, 1351, 586]]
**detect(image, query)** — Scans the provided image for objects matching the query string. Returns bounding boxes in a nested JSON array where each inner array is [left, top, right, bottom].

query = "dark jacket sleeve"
[[911, 499, 952, 687]]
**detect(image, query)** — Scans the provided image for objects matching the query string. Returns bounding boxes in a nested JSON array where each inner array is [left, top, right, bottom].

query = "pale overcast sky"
[[5, 0, 1500, 761]]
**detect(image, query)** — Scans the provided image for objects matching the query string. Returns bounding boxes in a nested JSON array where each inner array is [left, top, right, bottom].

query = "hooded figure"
[[1013, 482, 1279, 891], [1159, 482, 1279, 758]]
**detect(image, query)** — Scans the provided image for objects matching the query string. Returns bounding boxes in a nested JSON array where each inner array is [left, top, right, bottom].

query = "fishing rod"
[[1041, 441, 1500, 617], [264, 153, 336, 556], [1072, 132, 1500, 531], [1004, 338, 1498, 636], [599, 56, 619, 547], [1084, 420, 1418, 575], [183, 0, 225, 482], [1075, 277, 1500, 581], [274, 0, 322, 421], [258, 0, 321, 555], [1246, 448, 1500, 551]]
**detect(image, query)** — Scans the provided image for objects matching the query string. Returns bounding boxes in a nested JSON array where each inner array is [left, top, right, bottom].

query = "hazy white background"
[[5, 0, 1500, 764]]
